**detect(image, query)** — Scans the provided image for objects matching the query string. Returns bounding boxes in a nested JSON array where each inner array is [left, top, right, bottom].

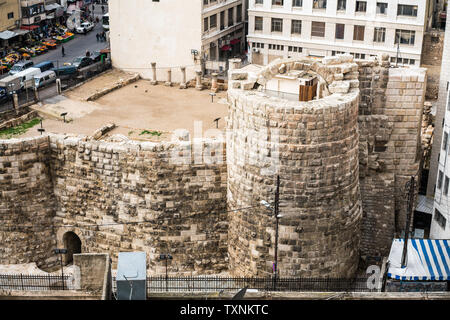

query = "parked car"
[[51, 65, 77, 78], [90, 51, 108, 63], [15, 67, 42, 89], [35, 61, 55, 73], [71, 56, 93, 69], [8, 61, 34, 76], [76, 22, 95, 34], [0, 87, 10, 104], [34, 71, 57, 89]]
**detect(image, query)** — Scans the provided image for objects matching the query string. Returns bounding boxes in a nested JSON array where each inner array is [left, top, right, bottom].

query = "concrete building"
[[109, 0, 246, 84], [430, 18, 450, 239], [20, 0, 46, 27], [247, 0, 433, 66], [0, 0, 21, 32]]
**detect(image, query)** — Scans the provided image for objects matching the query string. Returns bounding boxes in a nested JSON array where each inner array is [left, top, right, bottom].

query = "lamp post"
[[159, 254, 173, 291], [53, 248, 67, 290], [401, 176, 417, 268], [260, 175, 281, 290]]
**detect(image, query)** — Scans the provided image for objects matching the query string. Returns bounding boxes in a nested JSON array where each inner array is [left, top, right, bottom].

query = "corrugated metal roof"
[[416, 194, 434, 215]]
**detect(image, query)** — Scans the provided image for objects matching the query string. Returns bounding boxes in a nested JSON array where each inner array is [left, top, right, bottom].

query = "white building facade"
[[109, 0, 246, 83], [431, 18, 450, 240], [247, 0, 432, 66]]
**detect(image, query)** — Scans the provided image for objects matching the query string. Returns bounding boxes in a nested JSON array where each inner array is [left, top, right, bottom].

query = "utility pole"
[[401, 176, 416, 268], [273, 175, 280, 289]]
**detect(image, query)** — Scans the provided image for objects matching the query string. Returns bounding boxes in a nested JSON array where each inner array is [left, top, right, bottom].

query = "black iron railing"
[[112, 276, 378, 293], [0, 274, 73, 291]]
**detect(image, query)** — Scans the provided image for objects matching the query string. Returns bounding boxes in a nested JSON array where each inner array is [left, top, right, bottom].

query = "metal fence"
[[112, 276, 378, 293], [0, 62, 112, 116], [0, 274, 74, 291]]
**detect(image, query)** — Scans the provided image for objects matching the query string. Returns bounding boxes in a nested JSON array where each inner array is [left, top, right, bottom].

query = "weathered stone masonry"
[[0, 55, 426, 277], [0, 136, 228, 273]]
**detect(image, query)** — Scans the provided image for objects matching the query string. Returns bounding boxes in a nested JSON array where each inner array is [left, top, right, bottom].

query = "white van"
[[15, 67, 42, 89], [34, 71, 56, 89]]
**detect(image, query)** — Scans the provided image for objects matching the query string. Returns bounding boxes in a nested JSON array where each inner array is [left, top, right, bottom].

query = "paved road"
[[33, 5, 109, 66], [0, 5, 109, 113]]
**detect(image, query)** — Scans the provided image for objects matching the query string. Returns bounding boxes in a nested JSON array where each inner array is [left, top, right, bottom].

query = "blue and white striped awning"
[[387, 239, 450, 281]]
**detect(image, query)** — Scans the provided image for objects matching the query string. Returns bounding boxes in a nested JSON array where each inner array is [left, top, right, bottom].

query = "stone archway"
[[62, 231, 82, 265]]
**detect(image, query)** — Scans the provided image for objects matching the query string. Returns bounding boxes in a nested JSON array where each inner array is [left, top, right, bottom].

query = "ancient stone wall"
[[0, 137, 58, 268], [0, 135, 228, 274], [227, 56, 363, 277], [357, 58, 426, 258]]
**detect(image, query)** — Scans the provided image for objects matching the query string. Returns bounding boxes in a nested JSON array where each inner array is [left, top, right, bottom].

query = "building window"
[[272, 0, 283, 5], [204, 17, 208, 32], [288, 46, 302, 52], [293, 0, 302, 8], [255, 17, 263, 31], [313, 0, 327, 9], [395, 29, 415, 45], [353, 25, 365, 41], [444, 132, 448, 151], [228, 7, 234, 26], [271, 18, 283, 32], [335, 23, 345, 39], [438, 170, 444, 189], [255, 0, 263, 4], [376, 2, 388, 14], [209, 14, 217, 29], [237, 5, 242, 23], [434, 209, 447, 229], [398, 4, 418, 17], [373, 27, 386, 43], [311, 21, 325, 37], [445, 176, 450, 195], [7, 12, 14, 19], [291, 20, 302, 34], [356, 1, 367, 12], [337, 0, 346, 11]]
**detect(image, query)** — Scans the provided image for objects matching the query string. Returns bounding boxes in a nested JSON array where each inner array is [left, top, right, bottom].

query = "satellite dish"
[[66, 10, 81, 30]]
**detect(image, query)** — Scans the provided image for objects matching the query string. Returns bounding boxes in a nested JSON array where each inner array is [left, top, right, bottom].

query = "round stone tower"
[[226, 56, 362, 277]]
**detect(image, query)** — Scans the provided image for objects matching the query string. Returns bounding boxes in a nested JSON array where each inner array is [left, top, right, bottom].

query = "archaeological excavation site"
[[0, 54, 427, 279]]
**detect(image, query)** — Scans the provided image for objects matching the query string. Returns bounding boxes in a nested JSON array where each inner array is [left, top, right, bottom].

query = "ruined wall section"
[[357, 58, 426, 258], [0, 137, 57, 268], [49, 135, 228, 274], [227, 56, 362, 278]]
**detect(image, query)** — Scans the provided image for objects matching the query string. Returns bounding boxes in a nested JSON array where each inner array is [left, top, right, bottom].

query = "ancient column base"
[[151, 81, 158, 85], [211, 87, 219, 93], [179, 83, 187, 89], [196, 85, 203, 91], [165, 81, 172, 87]]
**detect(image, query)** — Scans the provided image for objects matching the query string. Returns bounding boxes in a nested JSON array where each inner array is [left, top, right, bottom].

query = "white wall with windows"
[[247, 0, 431, 65], [432, 89, 450, 239]]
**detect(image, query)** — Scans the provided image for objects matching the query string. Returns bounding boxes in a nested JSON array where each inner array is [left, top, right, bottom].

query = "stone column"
[[56, 78, 62, 95], [165, 69, 172, 87], [34, 87, 39, 102], [228, 58, 242, 71], [151, 62, 157, 85], [211, 73, 219, 93], [195, 71, 203, 91], [179, 67, 187, 89], [13, 93, 19, 114]]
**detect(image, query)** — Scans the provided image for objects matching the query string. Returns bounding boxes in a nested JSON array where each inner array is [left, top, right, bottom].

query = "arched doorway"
[[63, 232, 81, 265]]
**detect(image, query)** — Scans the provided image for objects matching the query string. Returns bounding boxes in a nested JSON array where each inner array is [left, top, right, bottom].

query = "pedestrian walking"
[[61, 45, 65, 57], [96, 33, 99, 42], [101, 5, 105, 13]]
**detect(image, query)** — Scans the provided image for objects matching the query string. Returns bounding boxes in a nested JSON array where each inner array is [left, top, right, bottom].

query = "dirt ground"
[[23, 79, 229, 141], [64, 69, 139, 101]]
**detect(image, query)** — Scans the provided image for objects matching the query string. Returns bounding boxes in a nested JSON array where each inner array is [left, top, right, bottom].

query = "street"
[[31, 5, 109, 67], [0, 5, 109, 112]]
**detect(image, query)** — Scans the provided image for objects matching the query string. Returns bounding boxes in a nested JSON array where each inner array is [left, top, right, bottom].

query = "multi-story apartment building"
[[0, 0, 21, 32], [247, 0, 433, 66], [21, 0, 46, 27], [431, 18, 450, 239], [109, 0, 246, 84]]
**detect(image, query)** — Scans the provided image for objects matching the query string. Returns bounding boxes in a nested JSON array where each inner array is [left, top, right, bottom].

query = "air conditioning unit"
[[252, 48, 260, 53]]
